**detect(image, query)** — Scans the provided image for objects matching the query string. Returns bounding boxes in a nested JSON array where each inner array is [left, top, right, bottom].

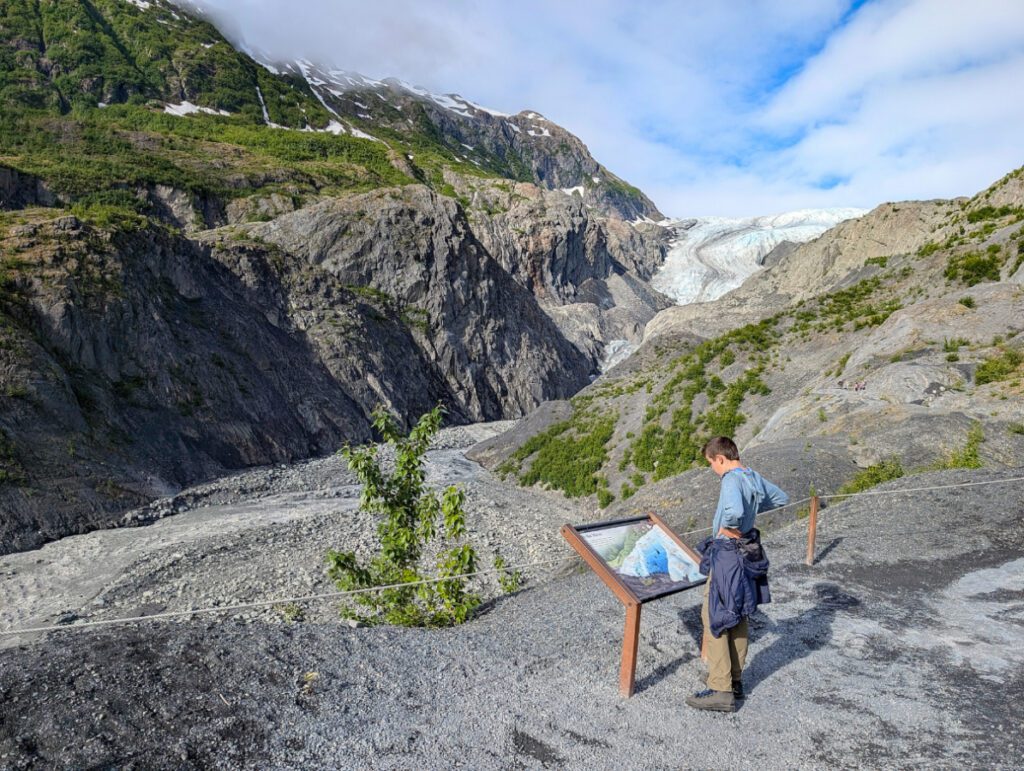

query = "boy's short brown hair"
[[702, 436, 739, 461]]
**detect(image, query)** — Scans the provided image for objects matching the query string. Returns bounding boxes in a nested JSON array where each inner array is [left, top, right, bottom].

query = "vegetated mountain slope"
[[0, 0, 673, 552], [473, 167, 1024, 514], [0, 0, 331, 124], [1, 0, 658, 219], [254, 59, 662, 221]]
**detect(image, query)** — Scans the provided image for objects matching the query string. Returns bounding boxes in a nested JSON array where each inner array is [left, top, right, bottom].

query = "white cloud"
[[761, 0, 1024, 128], [180, 0, 1024, 217]]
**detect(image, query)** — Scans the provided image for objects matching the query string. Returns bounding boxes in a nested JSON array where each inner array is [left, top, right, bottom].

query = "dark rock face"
[[469, 187, 667, 302], [0, 217, 381, 553], [248, 186, 593, 420], [437, 178, 673, 366], [0, 165, 60, 210], [0, 192, 598, 554]]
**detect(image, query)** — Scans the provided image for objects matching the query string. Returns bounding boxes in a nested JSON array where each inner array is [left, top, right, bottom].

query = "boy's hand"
[[718, 527, 743, 539]]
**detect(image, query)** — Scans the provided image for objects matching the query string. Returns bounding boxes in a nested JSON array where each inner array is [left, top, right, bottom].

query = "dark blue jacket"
[[696, 528, 771, 638]]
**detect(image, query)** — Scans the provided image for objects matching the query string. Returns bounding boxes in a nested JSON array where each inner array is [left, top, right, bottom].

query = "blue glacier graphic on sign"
[[619, 528, 703, 583]]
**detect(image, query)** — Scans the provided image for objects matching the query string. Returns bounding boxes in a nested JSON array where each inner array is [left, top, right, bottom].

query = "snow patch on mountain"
[[254, 54, 511, 124], [163, 101, 229, 117], [652, 208, 868, 305]]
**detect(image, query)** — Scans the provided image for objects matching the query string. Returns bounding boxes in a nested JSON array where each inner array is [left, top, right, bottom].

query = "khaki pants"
[[701, 575, 748, 692]]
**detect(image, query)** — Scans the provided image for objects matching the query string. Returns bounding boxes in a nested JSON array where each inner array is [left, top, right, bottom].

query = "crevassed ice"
[[651, 208, 867, 305]]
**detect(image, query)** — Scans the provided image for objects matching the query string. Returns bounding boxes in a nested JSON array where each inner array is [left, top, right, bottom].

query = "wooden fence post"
[[805, 495, 820, 566]]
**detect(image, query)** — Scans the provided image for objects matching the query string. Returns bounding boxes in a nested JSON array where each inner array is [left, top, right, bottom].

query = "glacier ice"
[[651, 208, 867, 305]]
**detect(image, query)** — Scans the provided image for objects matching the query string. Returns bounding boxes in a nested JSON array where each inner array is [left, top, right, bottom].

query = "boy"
[[686, 436, 788, 712]]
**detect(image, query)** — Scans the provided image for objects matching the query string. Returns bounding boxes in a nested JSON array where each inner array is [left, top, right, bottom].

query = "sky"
[[189, 0, 1024, 218]]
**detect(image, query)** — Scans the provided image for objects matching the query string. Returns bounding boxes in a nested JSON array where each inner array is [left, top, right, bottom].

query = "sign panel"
[[572, 516, 705, 602], [561, 514, 707, 696]]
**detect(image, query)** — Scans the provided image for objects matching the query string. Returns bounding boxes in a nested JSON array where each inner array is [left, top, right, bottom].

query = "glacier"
[[619, 528, 703, 583], [651, 208, 867, 305]]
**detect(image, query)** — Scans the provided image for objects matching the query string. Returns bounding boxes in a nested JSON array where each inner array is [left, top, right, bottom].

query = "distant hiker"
[[686, 436, 789, 713]]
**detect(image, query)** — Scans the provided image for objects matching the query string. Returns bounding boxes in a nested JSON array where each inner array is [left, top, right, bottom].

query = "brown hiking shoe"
[[699, 671, 744, 699], [686, 688, 736, 712]]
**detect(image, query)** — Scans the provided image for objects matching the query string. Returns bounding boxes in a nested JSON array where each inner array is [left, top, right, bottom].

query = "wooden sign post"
[[561, 514, 706, 697]]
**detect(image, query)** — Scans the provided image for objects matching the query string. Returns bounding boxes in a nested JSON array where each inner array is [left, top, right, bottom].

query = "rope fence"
[[2, 473, 1022, 638]]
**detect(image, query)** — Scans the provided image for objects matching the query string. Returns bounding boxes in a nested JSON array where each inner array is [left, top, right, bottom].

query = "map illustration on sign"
[[577, 518, 705, 601]]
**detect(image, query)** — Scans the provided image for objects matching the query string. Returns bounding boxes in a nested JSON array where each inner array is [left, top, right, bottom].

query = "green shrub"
[[836, 458, 905, 496], [1008, 422, 1024, 435], [929, 422, 984, 470], [975, 348, 1023, 385], [945, 251, 1003, 286], [966, 205, 1023, 223], [325, 406, 496, 627], [958, 296, 976, 309], [505, 412, 617, 497], [832, 352, 851, 377], [492, 555, 523, 594]]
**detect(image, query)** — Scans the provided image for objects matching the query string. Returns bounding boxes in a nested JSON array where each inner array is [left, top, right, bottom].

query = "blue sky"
[[194, 0, 1024, 217]]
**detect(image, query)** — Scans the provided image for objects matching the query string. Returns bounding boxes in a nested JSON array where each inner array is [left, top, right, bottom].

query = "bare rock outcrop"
[[247, 186, 593, 420], [0, 196, 594, 554]]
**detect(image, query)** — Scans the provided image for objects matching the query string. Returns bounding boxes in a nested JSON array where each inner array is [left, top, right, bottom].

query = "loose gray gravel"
[[0, 421, 585, 640], [0, 444, 1022, 768]]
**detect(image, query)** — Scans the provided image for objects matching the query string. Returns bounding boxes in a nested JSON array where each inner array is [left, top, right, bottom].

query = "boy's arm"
[[759, 477, 790, 510], [717, 475, 746, 531]]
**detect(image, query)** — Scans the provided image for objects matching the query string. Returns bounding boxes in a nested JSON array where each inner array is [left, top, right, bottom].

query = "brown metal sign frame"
[[561, 513, 706, 697]]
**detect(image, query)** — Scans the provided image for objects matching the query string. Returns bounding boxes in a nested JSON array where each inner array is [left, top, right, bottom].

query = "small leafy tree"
[[326, 405, 512, 627]]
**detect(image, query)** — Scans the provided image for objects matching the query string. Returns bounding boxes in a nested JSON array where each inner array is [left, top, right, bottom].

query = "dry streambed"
[[0, 421, 587, 648]]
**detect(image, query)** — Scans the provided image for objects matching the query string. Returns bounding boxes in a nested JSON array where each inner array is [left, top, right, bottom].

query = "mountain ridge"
[[0, 0, 671, 552]]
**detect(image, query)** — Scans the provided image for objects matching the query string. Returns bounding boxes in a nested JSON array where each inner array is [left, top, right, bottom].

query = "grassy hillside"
[[0, 0, 515, 222], [496, 168, 1024, 506], [0, 0, 327, 122]]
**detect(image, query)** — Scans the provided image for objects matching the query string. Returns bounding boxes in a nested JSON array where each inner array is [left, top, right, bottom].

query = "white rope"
[[0, 555, 568, 637], [3, 473, 1021, 638], [819, 474, 1024, 499]]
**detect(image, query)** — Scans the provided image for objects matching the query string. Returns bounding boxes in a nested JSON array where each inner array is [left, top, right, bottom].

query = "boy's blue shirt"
[[712, 467, 789, 538]]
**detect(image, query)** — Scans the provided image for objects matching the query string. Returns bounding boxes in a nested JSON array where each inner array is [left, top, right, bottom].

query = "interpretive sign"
[[561, 514, 706, 697], [575, 517, 704, 602]]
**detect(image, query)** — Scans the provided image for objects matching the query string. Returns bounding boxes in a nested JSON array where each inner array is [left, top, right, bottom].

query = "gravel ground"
[[0, 421, 586, 640], [0, 442, 1022, 768]]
